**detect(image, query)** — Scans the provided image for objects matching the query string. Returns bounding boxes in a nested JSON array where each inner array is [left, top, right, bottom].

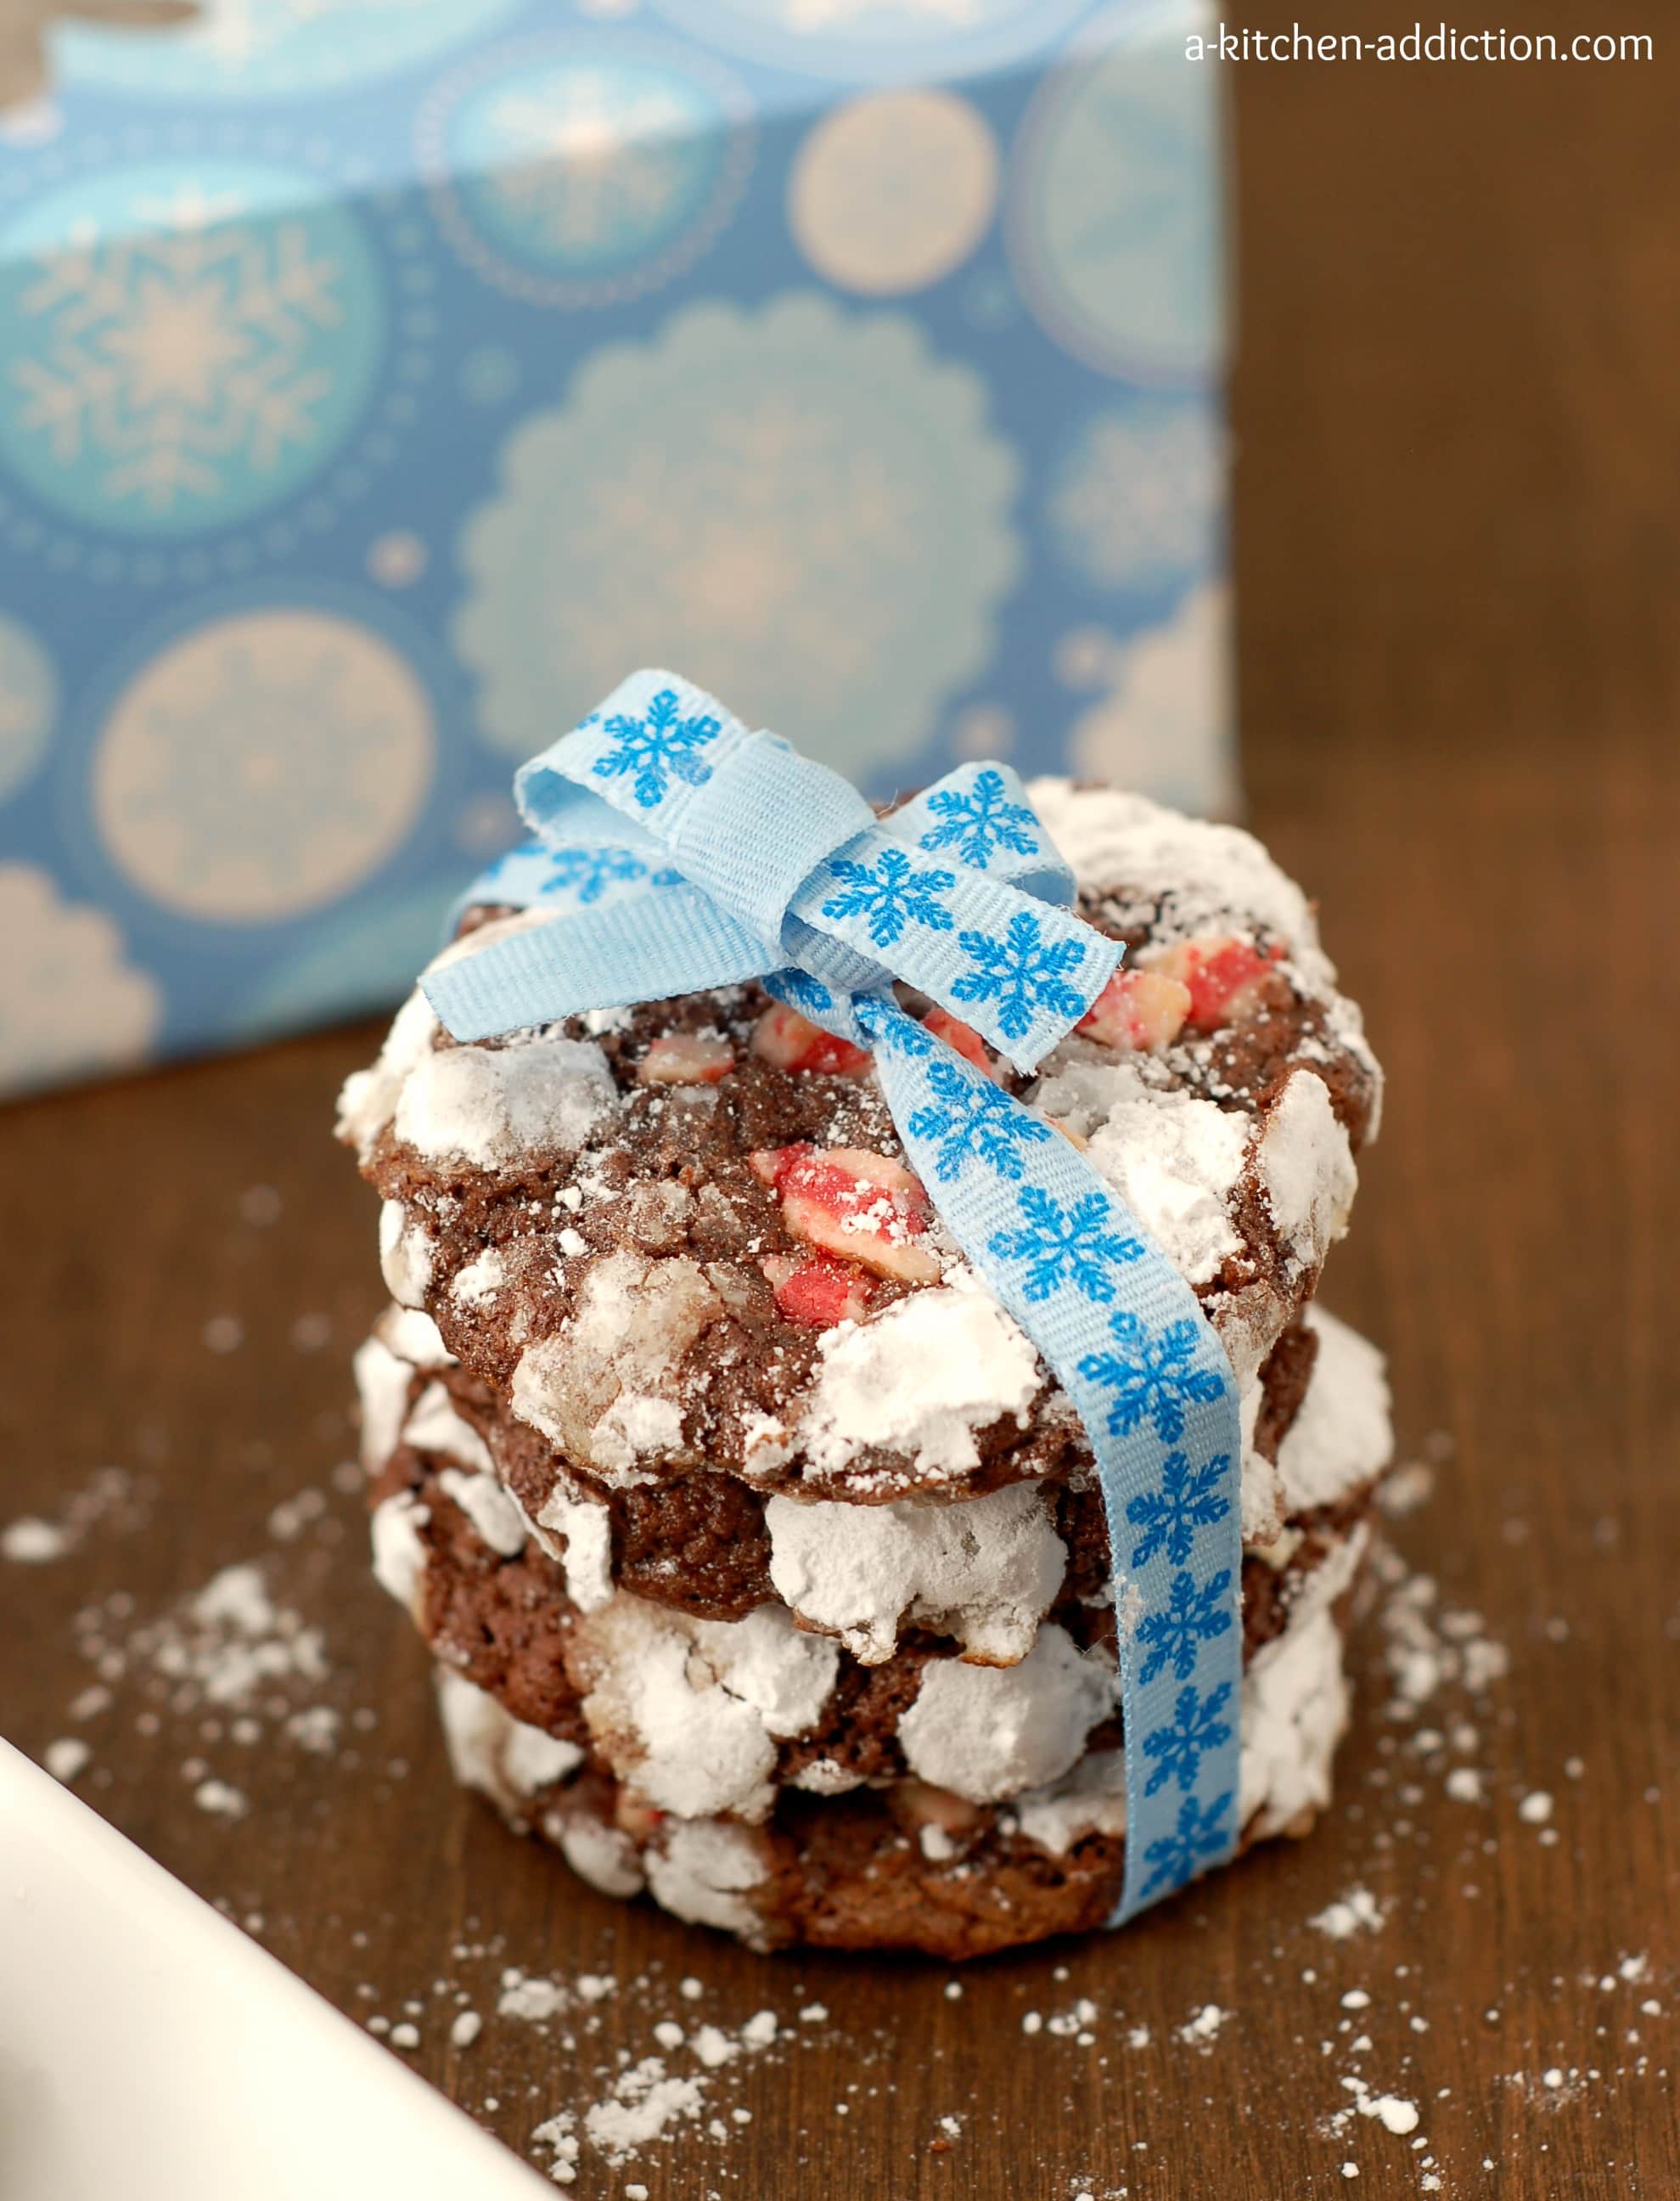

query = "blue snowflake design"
[[1125, 1449, 1233, 1569], [591, 688, 722, 808], [539, 845, 653, 904], [1140, 1791, 1235, 1900], [770, 968, 835, 1019], [918, 768, 1042, 870], [989, 1185, 1143, 1303], [865, 1001, 933, 1058], [1141, 1681, 1233, 1798], [951, 909, 1089, 1044], [1077, 1311, 1228, 1444], [819, 847, 955, 950], [905, 1057, 1053, 1184], [1136, 1567, 1234, 1686]]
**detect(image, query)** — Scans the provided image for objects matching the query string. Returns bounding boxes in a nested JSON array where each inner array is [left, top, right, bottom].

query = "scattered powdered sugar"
[[1324, 2074, 1422, 2139], [43, 1737, 90, 1782], [3, 1466, 150, 1564], [4, 1517, 74, 1562], [583, 2064, 705, 2162], [1312, 1887, 1389, 1939], [41, 1503, 371, 1855], [194, 1776, 250, 1821], [529, 2110, 580, 2186], [86, 1561, 334, 1711], [508, 1983, 801, 2181], [1177, 2003, 1231, 2047]]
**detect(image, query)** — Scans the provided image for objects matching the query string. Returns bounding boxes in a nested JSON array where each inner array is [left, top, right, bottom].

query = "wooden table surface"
[[3, 16, 1676, 2198]]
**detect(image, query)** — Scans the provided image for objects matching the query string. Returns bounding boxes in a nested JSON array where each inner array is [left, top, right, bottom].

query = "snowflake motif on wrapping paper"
[[952, 909, 1088, 1044], [989, 1185, 1143, 1303], [918, 768, 1041, 869], [1, 172, 383, 534], [1141, 1680, 1233, 1798], [537, 846, 655, 904], [1125, 1449, 1233, 1568], [906, 1057, 1052, 1184], [819, 846, 955, 949], [1078, 1311, 1227, 1444], [1136, 1567, 1234, 1686], [591, 688, 722, 808], [1140, 1789, 1234, 1900], [92, 610, 433, 923]]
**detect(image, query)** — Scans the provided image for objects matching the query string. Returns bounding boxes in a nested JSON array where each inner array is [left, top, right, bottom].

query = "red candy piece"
[[637, 1033, 735, 1086], [760, 1251, 876, 1329], [924, 1006, 995, 1075], [1076, 968, 1192, 1054], [1153, 935, 1286, 1033], [749, 1144, 939, 1283], [750, 1003, 871, 1078]]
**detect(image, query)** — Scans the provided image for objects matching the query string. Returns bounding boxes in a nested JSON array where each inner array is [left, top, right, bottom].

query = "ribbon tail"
[[423, 886, 775, 1040], [864, 999, 1245, 1922]]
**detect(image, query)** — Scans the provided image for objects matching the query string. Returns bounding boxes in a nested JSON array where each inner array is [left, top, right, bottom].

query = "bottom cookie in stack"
[[358, 1304, 1392, 1958]]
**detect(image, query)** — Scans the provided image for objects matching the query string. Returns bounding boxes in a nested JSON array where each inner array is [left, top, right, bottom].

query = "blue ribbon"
[[424, 670, 1244, 1923]]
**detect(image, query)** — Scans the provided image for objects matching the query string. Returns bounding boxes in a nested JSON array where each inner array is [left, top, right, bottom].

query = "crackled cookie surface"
[[359, 1299, 1385, 1661], [359, 1308, 1382, 1958], [340, 784, 1380, 1542]]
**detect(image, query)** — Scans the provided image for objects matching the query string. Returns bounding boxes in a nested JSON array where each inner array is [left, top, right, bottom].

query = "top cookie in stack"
[[337, 780, 1385, 1954]]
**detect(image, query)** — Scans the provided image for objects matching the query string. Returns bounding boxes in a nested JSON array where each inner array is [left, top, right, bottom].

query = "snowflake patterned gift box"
[[0, 0, 1229, 1099]]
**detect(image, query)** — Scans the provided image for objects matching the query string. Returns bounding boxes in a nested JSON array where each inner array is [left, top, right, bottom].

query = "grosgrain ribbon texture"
[[423, 669, 1245, 1923]]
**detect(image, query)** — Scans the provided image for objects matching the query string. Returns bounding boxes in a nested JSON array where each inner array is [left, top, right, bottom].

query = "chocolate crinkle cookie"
[[338, 780, 1391, 1956]]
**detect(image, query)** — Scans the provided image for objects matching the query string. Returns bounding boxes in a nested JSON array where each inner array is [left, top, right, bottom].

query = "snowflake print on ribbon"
[[866, 1003, 933, 1058], [1078, 1310, 1227, 1444], [1140, 1791, 1235, 1901], [819, 846, 955, 950], [905, 1056, 1052, 1183], [1136, 1567, 1234, 1686], [989, 1185, 1143, 1303], [591, 687, 722, 808], [539, 846, 656, 904], [952, 909, 1088, 1044], [1141, 1680, 1233, 1798], [769, 967, 835, 1020], [918, 768, 1041, 870], [1125, 1448, 1233, 1568]]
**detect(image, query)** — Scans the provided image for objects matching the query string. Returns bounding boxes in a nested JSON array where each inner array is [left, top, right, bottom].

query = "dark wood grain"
[[3, 19, 1676, 2198]]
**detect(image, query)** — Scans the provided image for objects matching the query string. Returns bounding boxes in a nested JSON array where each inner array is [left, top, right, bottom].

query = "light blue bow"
[[425, 670, 1244, 1924]]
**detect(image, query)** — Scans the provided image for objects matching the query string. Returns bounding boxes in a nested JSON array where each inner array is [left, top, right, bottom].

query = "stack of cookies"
[[337, 780, 1388, 1958]]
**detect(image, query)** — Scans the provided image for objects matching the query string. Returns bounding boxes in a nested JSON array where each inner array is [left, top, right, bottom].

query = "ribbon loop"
[[481, 670, 1115, 1072], [664, 731, 878, 958], [883, 762, 1079, 909], [422, 671, 1244, 1922]]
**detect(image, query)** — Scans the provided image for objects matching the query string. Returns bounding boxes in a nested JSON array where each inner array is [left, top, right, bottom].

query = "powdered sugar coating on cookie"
[[765, 1478, 1065, 1667], [340, 783, 1381, 1515]]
